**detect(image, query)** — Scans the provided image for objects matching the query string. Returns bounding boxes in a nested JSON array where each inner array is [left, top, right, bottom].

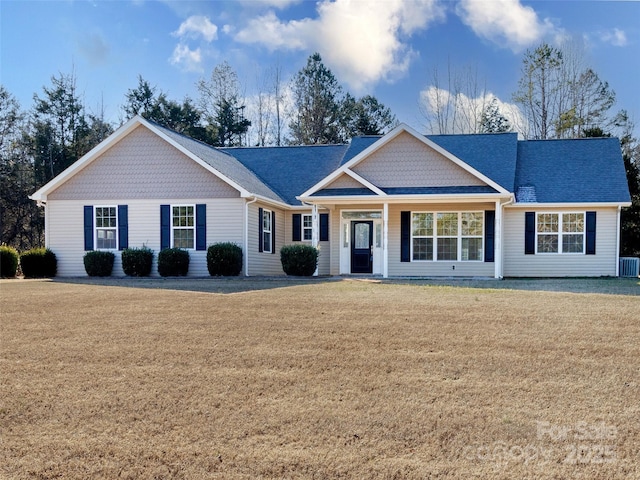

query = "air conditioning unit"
[[619, 257, 639, 277]]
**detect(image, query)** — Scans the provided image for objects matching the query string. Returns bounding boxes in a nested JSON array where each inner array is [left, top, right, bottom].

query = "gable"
[[324, 173, 367, 190], [350, 131, 487, 189], [48, 125, 240, 201]]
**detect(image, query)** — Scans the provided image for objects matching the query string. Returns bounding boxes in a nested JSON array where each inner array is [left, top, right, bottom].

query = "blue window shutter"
[[118, 205, 128, 251], [292, 214, 301, 241], [586, 211, 596, 255], [258, 207, 264, 252], [320, 213, 329, 242], [525, 212, 535, 255], [400, 211, 410, 262], [196, 204, 206, 251], [484, 210, 495, 263], [84, 206, 94, 251], [160, 205, 170, 250], [271, 212, 276, 254]]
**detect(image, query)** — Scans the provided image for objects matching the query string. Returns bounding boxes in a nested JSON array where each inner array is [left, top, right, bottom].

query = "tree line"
[[1, 48, 638, 255]]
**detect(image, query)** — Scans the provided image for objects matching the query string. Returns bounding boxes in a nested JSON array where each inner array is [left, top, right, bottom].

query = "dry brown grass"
[[1, 278, 639, 479]]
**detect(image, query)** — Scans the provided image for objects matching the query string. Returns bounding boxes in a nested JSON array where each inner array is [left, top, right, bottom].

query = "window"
[[410, 211, 483, 262], [262, 209, 272, 253], [412, 212, 433, 261], [461, 212, 483, 261], [302, 214, 312, 241], [172, 205, 195, 249], [95, 206, 117, 250], [536, 212, 584, 254]]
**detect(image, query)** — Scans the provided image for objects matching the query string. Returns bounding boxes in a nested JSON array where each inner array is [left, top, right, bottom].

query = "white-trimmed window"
[[262, 209, 272, 253], [95, 206, 117, 250], [172, 205, 195, 249], [412, 212, 434, 261], [536, 212, 584, 254], [302, 214, 312, 241], [411, 211, 483, 261]]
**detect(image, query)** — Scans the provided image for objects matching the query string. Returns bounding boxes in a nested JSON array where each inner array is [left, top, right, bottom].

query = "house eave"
[[508, 201, 632, 208], [298, 193, 512, 205]]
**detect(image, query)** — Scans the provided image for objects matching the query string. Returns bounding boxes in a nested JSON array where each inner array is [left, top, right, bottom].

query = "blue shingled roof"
[[219, 144, 348, 205], [426, 132, 518, 191], [515, 137, 630, 203], [150, 120, 629, 206]]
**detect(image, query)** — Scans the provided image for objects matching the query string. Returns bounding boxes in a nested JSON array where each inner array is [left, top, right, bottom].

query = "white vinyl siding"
[[47, 198, 244, 277], [503, 207, 618, 277], [247, 203, 285, 275]]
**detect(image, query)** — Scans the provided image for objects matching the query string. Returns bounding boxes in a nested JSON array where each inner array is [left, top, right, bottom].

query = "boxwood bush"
[[84, 251, 115, 277], [207, 242, 243, 276], [0, 245, 19, 278], [21, 248, 58, 278], [122, 246, 154, 277], [280, 244, 318, 276], [158, 248, 189, 277]]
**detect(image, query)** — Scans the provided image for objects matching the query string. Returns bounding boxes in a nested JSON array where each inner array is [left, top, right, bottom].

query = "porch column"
[[494, 200, 502, 279], [312, 204, 319, 276], [383, 202, 389, 278]]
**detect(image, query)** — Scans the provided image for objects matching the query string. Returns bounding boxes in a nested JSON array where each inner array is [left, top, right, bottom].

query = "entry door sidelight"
[[351, 221, 373, 274]]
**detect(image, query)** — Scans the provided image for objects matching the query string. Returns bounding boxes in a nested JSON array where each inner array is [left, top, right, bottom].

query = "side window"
[[262, 209, 272, 253], [95, 206, 117, 250], [302, 214, 312, 241], [172, 205, 195, 249]]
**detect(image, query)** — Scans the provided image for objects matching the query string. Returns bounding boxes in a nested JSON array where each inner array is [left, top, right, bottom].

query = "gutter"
[[244, 197, 257, 276]]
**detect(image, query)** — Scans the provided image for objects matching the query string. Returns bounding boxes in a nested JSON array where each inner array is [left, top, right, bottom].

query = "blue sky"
[[1, 0, 639, 140]]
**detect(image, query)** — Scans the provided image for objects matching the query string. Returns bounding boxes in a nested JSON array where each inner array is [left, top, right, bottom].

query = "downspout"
[[244, 197, 257, 276], [616, 205, 621, 277], [495, 196, 514, 279]]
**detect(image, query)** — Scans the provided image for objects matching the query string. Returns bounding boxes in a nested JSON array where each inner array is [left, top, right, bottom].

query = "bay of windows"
[[411, 211, 483, 261]]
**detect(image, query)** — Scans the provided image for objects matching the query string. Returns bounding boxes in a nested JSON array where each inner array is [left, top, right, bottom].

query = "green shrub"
[[121, 246, 154, 277], [157, 248, 189, 277], [20, 248, 58, 278], [83, 251, 115, 277], [207, 242, 243, 276], [280, 244, 318, 276], [0, 245, 19, 278]]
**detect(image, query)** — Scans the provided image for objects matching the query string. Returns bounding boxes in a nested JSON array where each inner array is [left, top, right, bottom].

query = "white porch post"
[[383, 202, 389, 278], [494, 200, 502, 279], [312, 204, 319, 276]]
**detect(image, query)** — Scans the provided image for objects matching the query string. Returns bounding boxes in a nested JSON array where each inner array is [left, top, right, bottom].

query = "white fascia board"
[[507, 202, 632, 208], [343, 169, 387, 196], [298, 193, 510, 204], [249, 194, 293, 210], [30, 116, 144, 201]]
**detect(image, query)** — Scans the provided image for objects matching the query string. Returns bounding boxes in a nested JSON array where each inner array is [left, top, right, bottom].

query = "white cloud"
[[599, 28, 628, 47], [419, 86, 527, 135], [234, 0, 445, 92], [456, 0, 560, 52], [169, 44, 203, 73], [173, 15, 218, 42]]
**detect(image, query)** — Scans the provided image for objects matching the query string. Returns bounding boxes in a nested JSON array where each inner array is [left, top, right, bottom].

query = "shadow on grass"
[[51, 276, 342, 295], [47, 275, 640, 296]]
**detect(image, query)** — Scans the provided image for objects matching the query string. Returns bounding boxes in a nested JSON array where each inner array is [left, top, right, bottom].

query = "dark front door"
[[351, 221, 373, 274]]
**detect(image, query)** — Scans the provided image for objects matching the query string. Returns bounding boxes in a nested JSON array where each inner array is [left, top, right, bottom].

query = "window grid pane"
[[537, 214, 558, 233], [461, 212, 483, 236], [462, 238, 482, 261], [302, 214, 312, 240], [563, 213, 584, 233], [437, 213, 458, 236], [412, 238, 433, 261], [538, 234, 558, 253], [562, 234, 584, 253], [412, 213, 433, 236], [437, 238, 457, 261], [95, 207, 117, 249]]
